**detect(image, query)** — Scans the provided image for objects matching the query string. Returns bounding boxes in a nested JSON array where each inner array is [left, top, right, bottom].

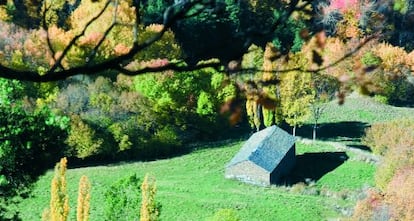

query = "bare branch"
[[116, 61, 223, 76]]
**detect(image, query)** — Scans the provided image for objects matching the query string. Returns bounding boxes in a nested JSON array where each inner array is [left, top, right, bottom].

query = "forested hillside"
[[0, 0, 414, 220]]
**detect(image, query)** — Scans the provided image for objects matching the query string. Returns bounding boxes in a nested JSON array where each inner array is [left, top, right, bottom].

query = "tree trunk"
[[257, 104, 264, 131], [293, 125, 296, 137], [313, 124, 317, 141]]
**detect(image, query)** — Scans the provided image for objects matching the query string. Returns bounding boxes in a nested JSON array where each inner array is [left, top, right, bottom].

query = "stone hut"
[[225, 125, 296, 186]]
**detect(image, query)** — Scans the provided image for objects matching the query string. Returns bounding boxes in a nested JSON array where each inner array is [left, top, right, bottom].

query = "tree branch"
[[42, 2, 59, 67], [48, 0, 112, 73]]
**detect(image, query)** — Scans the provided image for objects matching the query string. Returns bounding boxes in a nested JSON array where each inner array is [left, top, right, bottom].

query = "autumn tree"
[[242, 44, 264, 131], [76, 175, 91, 221], [140, 174, 159, 221], [280, 54, 315, 136], [47, 157, 70, 221], [310, 74, 338, 140]]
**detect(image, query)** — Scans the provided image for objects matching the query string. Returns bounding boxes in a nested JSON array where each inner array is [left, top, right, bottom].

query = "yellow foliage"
[[280, 53, 315, 130], [66, 115, 103, 159], [372, 43, 408, 74], [140, 174, 159, 221], [0, 6, 10, 21], [50, 157, 70, 221], [77, 175, 91, 221]]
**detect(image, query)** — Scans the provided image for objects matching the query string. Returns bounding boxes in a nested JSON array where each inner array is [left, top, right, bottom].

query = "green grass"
[[17, 140, 374, 221], [318, 93, 414, 124]]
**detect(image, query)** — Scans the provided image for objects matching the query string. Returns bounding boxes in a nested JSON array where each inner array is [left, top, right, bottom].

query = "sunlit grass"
[[18, 140, 374, 221]]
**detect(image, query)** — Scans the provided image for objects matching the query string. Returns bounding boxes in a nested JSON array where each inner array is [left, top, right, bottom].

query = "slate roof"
[[226, 125, 296, 172]]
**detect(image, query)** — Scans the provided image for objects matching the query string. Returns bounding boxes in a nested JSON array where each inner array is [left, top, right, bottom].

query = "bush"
[[362, 119, 414, 156], [362, 119, 414, 189], [375, 144, 414, 190], [104, 174, 142, 221], [355, 119, 414, 220], [352, 189, 387, 221], [373, 95, 388, 105], [140, 174, 160, 221], [385, 167, 414, 220]]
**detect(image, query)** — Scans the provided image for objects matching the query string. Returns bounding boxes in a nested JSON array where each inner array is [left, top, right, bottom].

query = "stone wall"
[[225, 161, 270, 186]]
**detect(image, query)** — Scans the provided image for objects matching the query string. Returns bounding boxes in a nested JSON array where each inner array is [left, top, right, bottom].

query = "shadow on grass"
[[278, 151, 349, 186], [295, 121, 369, 140], [294, 121, 370, 150]]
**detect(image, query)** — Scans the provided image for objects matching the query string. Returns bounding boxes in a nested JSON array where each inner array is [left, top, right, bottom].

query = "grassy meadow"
[[17, 95, 414, 220]]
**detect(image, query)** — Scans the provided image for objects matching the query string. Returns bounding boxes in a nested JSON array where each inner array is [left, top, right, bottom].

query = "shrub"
[[77, 175, 91, 221], [352, 189, 386, 221], [140, 174, 160, 221], [362, 120, 414, 189], [373, 95, 388, 104], [104, 174, 142, 221], [375, 143, 414, 190], [385, 167, 414, 220], [356, 119, 414, 220], [362, 119, 414, 156], [141, 126, 183, 158], [46, 157, 70, 221]]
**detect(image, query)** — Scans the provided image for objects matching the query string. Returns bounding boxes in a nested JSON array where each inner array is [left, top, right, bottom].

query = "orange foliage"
[[352, 189, 386, 221], [114, 43, 131, 56], [372, 43, 408, 75], [385, 167, 414, 220]]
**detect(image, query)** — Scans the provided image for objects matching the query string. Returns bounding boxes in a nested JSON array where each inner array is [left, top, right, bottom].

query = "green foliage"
[[172, 0, 244, 63], [373, 94, 388, 104], [361, 52, 381, 67], [104, 174, 141, 221], [109, 123, 133, 151], [0, 104, 68, 196], [207, 209, 241, 221], [0, 78, 68, 220], [272, 10, 306, 53], [197, 91, 215, 116], [135, 24, 182, 61], [394, 0, 409, 14], [242, 44, 264, 71], [142, 0, 171, 24], [135, 68, 235, 140], [0, 78, 24, 105], [383, 77, 414, 106], [144, 125, 183, 158]]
